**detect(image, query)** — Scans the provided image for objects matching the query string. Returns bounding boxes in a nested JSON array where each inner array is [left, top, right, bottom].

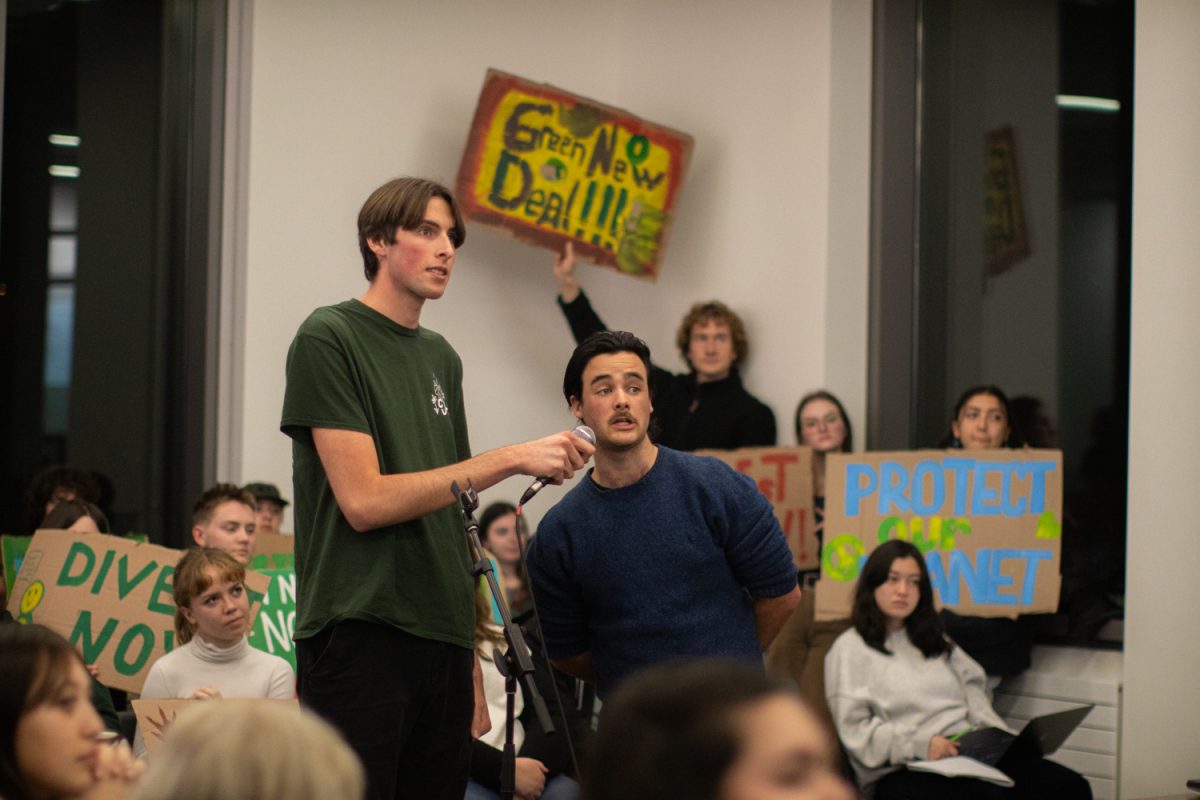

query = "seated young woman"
[[766, 390, 855, 738], [467, 590, 583, 800], [134, 548, 294, 756], [0, 623, 142, 800], [936, 384, 1023, 450], [825, 539, 1091, 799], [936, 384, 1036, 678]]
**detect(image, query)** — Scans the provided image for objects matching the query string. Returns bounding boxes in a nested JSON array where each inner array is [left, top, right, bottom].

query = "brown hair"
[[173, 548, 246, 644], [674, 301, 749, 369], [357, 177, 466, 281], [192, 483, 256, 527], [23, 464, 101, 533], [40, 498, 111, 533], [795, 390, 854, 453], [0, 625, 88, 799]]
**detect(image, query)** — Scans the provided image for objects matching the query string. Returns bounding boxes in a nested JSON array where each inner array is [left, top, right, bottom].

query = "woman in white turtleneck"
[[135, 548, 294, 756]]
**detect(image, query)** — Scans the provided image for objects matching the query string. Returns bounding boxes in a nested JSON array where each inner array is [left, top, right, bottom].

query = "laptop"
[[955, 705, 1094, 768]]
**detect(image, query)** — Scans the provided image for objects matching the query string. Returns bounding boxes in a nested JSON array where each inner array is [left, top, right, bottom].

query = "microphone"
[[518, 425, 596, 506]]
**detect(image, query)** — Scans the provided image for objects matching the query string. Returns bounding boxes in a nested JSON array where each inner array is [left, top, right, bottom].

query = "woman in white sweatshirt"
[[134, 548, 294, 756], [824, 539, 1090, 799]]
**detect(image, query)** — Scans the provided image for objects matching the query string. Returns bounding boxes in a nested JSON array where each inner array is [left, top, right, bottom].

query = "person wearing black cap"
[[243, 482, 289, 535]]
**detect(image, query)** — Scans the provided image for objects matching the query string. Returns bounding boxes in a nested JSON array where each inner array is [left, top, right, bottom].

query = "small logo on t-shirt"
[[431, 376, 449, 417]]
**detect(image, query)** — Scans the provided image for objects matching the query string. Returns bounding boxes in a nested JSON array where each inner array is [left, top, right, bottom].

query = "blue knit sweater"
[[526, 446, 798, 698]]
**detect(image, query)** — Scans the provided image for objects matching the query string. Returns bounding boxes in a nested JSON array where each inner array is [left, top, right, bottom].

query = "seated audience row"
[[9, 378, 1075, 800]]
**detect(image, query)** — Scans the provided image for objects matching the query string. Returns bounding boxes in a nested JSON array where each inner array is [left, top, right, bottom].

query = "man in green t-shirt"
[[281, 177, 593, 800]]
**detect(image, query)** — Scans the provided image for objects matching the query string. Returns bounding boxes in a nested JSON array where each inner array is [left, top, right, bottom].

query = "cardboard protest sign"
[[247, 568, 296, 669], [814, 449, 1063, 620], [132, 698, 299, 757], [5, 531, 269, 692], [695, 447, 816, 570], [2, 535, 32, 593], [3, 532, 148, 592], [250, 532, 294, 570], [456, 69, 693, 280]]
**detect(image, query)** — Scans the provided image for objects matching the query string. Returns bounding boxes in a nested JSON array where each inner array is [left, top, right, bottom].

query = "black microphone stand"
[[452, 481, 554, 800]]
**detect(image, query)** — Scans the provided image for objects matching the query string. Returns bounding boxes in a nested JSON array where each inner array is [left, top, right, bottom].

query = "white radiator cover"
[[992, 645, 1123, 800]]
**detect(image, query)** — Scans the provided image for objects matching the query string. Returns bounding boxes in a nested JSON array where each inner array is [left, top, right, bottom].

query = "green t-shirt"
[[281, 299, 474, 648]]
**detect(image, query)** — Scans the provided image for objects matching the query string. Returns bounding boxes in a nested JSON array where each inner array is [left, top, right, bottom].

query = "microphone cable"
[[513, 497, 588, 784]]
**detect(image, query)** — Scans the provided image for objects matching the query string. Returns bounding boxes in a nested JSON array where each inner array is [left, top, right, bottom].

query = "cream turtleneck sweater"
[[134, 636, 294, 756]]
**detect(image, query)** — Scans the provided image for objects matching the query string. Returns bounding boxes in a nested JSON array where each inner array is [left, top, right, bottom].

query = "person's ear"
[[951, 420, 962, 441], [180, 606, 196, 627], [368, 236, 389, 259], [569, 396, 583, 421], [192, 526, 206, 547]]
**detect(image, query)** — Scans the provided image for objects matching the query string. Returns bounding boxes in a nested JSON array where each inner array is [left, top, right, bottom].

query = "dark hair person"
[[40, 499, 111, 534], [825, 540, 1091, 799], [478, 501, 532, 616], [938, 385, 1023, 449], [0, 624, 142, 800], [562, 330, 654, 407], [793, 388, 853, 538], [23, 465, 101, 535], [765, 389, 856, 742], [936, 384, 1033, 677], [584, 659, 853, 800]]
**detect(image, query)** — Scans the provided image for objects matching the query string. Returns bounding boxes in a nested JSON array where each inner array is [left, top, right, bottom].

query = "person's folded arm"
[[754, 586, 802, 650]]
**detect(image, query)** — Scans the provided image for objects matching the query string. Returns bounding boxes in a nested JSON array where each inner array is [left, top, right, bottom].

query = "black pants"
[[874, 758, 1093, 800], [297, 620, 474, 800]]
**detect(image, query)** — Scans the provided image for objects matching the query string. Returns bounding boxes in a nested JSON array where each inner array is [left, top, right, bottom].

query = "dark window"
[[869, 0, 1131, 644], [1, 0, 226, 545]]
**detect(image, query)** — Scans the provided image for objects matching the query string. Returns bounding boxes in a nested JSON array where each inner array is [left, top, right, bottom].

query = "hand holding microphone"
[[519, 425, 596, 505]]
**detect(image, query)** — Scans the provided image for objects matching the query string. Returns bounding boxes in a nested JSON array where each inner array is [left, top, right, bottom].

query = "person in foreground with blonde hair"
[[133, 700, 364, 800]]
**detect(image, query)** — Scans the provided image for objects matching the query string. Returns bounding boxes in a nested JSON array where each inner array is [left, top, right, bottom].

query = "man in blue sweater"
[[525, 331, 801, 699]]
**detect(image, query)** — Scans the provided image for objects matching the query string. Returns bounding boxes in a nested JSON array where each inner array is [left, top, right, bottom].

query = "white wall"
[[1121, 1, 1200, 795], [228, 0, 872, 531]]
